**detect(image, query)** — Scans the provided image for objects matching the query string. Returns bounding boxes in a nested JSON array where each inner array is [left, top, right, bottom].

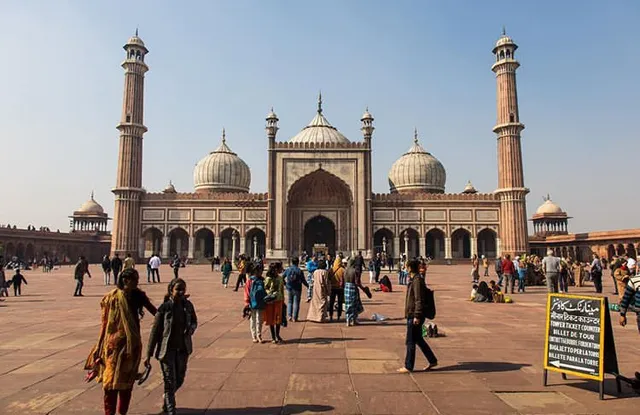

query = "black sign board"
[[543, 293, 620, 399]]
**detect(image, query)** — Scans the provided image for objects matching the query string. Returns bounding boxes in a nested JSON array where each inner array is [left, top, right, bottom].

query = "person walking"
[[221, 258, 232, 288], [74, 256, 92, 297], [501, 254, 515, 294], [123, 253, 135, 270], [482, 255, 489, 277], [101, 255, 112, 286], [305, 256, 318, 302], [149, 253, 161, 283], [11, 268, 27, 296], [283, 257, 308, 322], [264, 263, 285, 343], [397, 259, 437, 373], [471, 254, 480, 283], [171, 255, 181, 280], [542, 249, 561, 293], [329, 259, 345, 322], [233, 255, 247, 292], [111, 253, 123, 284], [495, 256, 503, 286], [589, 253, 603, 294], [145, 278, 197, 415]]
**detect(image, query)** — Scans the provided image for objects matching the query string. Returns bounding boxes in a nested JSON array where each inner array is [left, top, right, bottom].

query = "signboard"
[[543, 293, 620, 399]]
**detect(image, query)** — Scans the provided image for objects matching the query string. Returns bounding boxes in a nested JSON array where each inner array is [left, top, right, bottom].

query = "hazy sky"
[[1, 1, 638, 233]]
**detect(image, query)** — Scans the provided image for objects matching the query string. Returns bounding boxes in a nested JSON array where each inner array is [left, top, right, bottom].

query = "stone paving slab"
[[0, 264, 638, 414]]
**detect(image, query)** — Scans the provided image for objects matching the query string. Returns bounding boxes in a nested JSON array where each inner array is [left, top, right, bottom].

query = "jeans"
[[287, 288, 301, 321], [74, 278, 84, 296], [160, 349, 189, 415], [497, 272, 503, 286], [559, 273, 569, 293], [329, 288, 344, 320], [147, 267, 152, 282], [13, 284, 22, 296], [234, 273, 246, 291], [504, 274, 515, 294], [151, 268, 160, 283], [404, 318, 437, 371], [222, 273, 231, 285], [545, 272, 559, 293], [173, 267, 179, 279], [592, 272, 603, 293], [103, 388, 132, 415], [307, 274, 314, 300], [113, 268, 121, 284], [398, 271, 407, 286], [103, 271, 111, 285], [249, 309, 263, 340]]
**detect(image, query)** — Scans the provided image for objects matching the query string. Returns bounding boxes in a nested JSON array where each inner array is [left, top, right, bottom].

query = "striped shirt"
[[619, 275, 640, 316]]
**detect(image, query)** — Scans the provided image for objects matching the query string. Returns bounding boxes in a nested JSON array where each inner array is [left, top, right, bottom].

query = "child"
[[244, 262, 265, 343], [221, 258, 232, 288], [145, 278, 197, 415], [264, 262, 285, 343], [470, 284, 479, 301], [489, 280, 505, 303], [12, 269, 28, 296]]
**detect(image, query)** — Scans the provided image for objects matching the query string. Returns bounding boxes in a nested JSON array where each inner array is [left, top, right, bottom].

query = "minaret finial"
[[317, 91, 323, 114], [91, 190, 94, 200], [502, 26, 506, 36], [413, 127, 418, 144], [222, 127, 226, 143], [135, 27, 139, 37]]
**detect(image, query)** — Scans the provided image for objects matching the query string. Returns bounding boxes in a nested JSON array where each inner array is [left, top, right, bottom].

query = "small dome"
[[193, 130, 251, 193], [536, 198, 564, 215], [462, 180, 477, 194], [388, 130, 446, 194], [78, 192, 104, 214], [361, 108, 373, 120], [495, 35, 514, 48], [266, 108, 278, 120], [163, 181, 177, 194], [289, 94, 350, 144]]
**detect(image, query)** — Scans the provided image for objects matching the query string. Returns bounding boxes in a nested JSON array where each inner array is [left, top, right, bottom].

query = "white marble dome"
[[193, 131, 251, 193], [77, 193, 105, 214], [289, 95, 350, 145], [388, 131, 446, 194], [536, 199, 563, 215]]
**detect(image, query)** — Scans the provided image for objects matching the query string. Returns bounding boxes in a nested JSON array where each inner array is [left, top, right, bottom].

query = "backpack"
[[249, 276, 267, 310], [422, 282, 436, 320]]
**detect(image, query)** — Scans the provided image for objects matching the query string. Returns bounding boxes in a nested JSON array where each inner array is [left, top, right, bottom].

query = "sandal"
[[424, 362, 438, 371]]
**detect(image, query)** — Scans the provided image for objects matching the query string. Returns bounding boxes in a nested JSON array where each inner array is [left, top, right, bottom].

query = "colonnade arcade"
[[531, 241, 640, 263], [140, 226, 266, 260], [372, 226, 498, 260]]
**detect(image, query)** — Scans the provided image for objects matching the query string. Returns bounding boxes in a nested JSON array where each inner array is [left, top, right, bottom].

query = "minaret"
[[492, 28, 529, 256], [265, 107, 279, 255], [360, 107, 374, 257], [111, 31, 149, 259]]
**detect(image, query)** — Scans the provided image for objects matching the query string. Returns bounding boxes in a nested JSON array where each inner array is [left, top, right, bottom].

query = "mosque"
[[109, 31, 530, 263]]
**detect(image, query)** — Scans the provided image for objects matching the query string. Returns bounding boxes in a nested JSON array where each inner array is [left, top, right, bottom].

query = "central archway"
[[287, 169, 352, 257], [304, 216, 336, 256]]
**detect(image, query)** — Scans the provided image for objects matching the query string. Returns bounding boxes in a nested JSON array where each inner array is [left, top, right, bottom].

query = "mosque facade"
[[109, 32, 530, 262]]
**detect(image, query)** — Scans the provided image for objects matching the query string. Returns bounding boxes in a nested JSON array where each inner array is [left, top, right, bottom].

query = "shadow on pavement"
[[286, 337, 364, 345], [436, 361, 531, 373], [175, 404, 334, 414]]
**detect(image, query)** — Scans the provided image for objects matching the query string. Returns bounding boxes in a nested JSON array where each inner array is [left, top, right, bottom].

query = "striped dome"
[[193, 130, 251, 193], [388, 130, 446, 194], [289, 93, 350, 145]]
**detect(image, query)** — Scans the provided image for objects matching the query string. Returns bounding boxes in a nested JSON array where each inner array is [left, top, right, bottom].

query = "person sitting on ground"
[[489, 280, 504, 303], [379, 275, 393, 292], [473, 281, 493, 303], [470, 284, 478, 301]]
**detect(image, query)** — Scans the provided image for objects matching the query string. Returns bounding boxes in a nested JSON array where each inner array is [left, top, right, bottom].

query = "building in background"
[[110, 31, 528, 263]]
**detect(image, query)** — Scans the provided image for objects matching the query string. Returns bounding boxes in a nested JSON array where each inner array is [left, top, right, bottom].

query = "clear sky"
[[1, 0, 638, 233]]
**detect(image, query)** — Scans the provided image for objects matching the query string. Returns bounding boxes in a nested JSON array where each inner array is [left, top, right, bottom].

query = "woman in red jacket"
[[502, 254, 516, 294]]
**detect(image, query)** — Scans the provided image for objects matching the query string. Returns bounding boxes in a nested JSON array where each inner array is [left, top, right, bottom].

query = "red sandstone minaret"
[[492, 28, 529, 256], [111, 31, 149, 259]]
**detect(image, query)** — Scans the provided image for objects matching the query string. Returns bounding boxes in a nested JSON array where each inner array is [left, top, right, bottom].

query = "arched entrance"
[[142, 227, 163, 258], [373, 228, 394, 256], [220, 228, 238, 260], [245, 228, 266, 259], [194, 228, 214, 260], [400, 228, 420, 259], [303, 216, 336, 256], [451, 228, 471, 259], [287, 169, 352, 257], [616, 244, 625, 256], [169, 228, 189, 258], [4, 243, 15, 259], [626, 243, 636, 259], [477, 229, 497, 258], [426, 228, 445, 259], [26, 243, 35, 261], [607, 244, 615, 260], [16, 243, 25, 260]]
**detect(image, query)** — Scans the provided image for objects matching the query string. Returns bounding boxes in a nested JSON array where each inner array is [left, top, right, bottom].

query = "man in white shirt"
[[149, 254, 162, 283], [625, 255, 637, 276]]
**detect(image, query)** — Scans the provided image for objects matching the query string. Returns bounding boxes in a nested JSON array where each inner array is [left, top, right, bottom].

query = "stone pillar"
[[215, 236, 221, 257], [393, 236, 400, 260], [496, 238, 501, 258], [231, 233, 237, 259], [382, 237, 387, 253], [138, 238, 145, 259], [162, 236, 169, 258], [188, 237, 195, 259], [239, 235, 246, 257], [419, 237, 426, 259], [403, 233, 409, 259], [444, 237, 452, 260], [253, 236, 258, 259], [470, 237, 478, 257]]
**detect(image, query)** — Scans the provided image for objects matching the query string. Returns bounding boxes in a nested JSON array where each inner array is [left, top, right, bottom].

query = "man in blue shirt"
[[284, 257, 309, 322], [305, 256, 318, 302]]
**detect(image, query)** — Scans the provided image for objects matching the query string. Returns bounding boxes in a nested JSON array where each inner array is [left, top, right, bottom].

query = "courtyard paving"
[[0, 264, 638, 414]]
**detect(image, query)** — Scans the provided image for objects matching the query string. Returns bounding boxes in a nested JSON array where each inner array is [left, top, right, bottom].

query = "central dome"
[[388, 130, 446, 194], [193, 130, 251, 193], [289, 94, 350, 144]]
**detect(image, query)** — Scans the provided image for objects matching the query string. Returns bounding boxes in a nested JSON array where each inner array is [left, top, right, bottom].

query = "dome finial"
[[317, 91, 323, 114], [222, 127, 226, 143], [413, 127, 418, 144], [135, 27, 139, 37], [91, 190, 94, 200], [501, 25, 506, 36]]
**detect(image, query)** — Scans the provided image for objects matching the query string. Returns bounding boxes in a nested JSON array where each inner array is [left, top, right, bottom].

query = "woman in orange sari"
[[85, 268, 157, 415]]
